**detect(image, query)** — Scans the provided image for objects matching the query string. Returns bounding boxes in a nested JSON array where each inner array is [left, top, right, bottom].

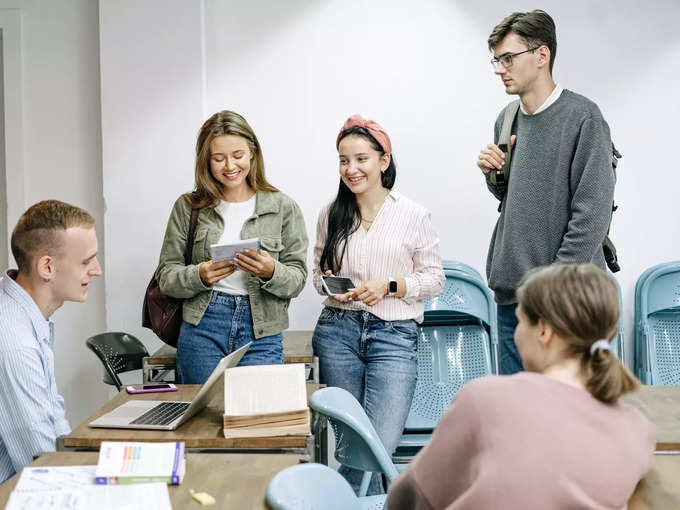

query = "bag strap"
[[184, 207, 200, 265], [498, 99, 520, 182]]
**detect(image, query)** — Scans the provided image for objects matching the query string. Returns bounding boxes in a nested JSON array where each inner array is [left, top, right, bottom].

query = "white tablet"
[[210, 238, 261, 262]]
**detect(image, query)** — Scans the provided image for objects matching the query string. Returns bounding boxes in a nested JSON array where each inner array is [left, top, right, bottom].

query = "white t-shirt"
[[212, 196, 256, 296]]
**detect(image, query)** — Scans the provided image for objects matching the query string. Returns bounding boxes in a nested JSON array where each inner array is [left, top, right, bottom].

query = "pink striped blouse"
[[313, 190, 445, 323]]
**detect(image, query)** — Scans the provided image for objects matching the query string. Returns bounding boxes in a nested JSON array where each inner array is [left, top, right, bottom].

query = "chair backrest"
[[441, 259, 485, 283], [309, 387, 399, 482], [266, 463, 361, 510], [635, 263, 680, 384], [424, 265, 498, 373], [85, 332, 149, 391], [405, 323, 492, 431], [425, 270, 491, 324]]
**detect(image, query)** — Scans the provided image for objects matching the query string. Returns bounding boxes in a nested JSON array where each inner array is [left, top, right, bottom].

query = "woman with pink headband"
[[312, 114, 445, 495]]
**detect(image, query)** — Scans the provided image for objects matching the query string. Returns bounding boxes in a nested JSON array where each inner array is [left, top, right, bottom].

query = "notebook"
[[222, 363, 310, 439], [89, 342, 250, 430]]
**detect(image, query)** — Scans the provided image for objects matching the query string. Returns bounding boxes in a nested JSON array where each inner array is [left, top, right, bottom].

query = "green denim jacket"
[[155, 191, 308, 338]]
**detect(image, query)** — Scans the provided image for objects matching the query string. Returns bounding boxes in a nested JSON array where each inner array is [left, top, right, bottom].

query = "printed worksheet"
[[14, 466, 97, 491], [5, 482, 172, 510]]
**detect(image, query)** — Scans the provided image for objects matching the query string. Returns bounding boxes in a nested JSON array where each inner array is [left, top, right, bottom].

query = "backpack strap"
[[184, 207, 200, 265], [490, 100, 520, 211], [495, 99, 520, 186]]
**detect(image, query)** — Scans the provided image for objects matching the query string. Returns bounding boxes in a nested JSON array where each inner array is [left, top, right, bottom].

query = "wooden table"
[[143, 330, 319, 383], [624, 386, 680, 451], [629, 454, 680, 509], [59, 383, 327, 464], [0, 452, 300, 509]]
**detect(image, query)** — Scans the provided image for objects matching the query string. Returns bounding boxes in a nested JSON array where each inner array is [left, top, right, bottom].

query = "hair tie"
[[336, 114, 392, 156], [589, 339, 611, 356]]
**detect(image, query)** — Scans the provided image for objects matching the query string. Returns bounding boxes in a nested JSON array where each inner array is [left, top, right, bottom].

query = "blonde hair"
[[516, 263, 638, 403], [11, 200, 94, 274], [189, 110, 278, 208]]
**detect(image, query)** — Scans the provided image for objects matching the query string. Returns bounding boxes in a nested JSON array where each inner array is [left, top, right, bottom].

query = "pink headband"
[[336, 114, 392, 156]]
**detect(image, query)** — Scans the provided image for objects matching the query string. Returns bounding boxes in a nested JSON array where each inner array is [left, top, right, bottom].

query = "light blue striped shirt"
[[0, 270, 71, 483]]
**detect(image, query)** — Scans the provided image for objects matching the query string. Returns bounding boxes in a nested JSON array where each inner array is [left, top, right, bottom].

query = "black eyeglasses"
[[490, 47, 539, 69]]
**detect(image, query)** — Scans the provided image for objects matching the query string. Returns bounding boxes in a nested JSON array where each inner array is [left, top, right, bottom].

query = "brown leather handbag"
[[142, 207, 200, 347]]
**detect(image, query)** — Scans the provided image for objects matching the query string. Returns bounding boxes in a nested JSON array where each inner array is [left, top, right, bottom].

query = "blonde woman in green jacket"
[[155, 111, 308, 383]]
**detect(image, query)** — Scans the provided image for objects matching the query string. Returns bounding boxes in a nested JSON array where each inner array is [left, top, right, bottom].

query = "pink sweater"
[[386, 373, 654, 510]]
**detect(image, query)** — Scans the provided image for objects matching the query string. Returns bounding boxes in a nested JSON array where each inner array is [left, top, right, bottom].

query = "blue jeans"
[[313, 307, 418, 496], [177, 292, 284, 384], [498, 303, 523, 375]]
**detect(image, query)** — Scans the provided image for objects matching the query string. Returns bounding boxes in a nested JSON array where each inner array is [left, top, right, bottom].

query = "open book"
[[223, 364, 311, 439]]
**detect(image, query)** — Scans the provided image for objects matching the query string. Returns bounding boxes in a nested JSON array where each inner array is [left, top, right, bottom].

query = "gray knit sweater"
[[485, 90, 615, 305]]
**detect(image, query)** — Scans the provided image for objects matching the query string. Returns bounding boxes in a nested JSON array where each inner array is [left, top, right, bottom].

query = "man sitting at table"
[[0, 200, 102, 483]]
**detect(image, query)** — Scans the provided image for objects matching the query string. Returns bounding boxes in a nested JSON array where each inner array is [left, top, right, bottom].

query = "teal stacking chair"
[[441, 259, 485, 283], [394, 264, 497, 462], [266, 463, 385, 510], [634, 262, 680, 384], [633, 263, 672, 379], [309, 387, 399, 500], [634, 264, 659, 378]]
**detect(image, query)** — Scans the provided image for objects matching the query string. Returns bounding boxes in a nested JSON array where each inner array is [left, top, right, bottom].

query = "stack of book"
[[223, 363, 311, 439], [95, 441, 186, 485]]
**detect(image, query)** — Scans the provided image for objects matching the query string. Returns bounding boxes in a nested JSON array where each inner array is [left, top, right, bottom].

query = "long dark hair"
[[319, 127, 397, 274]]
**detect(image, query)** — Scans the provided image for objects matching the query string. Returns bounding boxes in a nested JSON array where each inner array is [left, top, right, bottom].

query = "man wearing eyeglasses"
[[477, 10, 615, 375]]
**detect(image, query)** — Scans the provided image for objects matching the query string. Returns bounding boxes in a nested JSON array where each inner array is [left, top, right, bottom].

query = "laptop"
[[89, 342, 251, 431]]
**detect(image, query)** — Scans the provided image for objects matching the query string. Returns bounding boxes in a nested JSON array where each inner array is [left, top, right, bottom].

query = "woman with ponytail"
[[312, 114, 445, 495], [387, 263, 654, 510]]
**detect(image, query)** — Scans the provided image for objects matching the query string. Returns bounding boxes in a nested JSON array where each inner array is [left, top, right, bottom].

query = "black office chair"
[[86, 332, 149, 391]]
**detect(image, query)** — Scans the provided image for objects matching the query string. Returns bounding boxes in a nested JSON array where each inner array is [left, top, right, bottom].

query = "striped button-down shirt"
[[0, 270, 71, 483], [313, 190, 445, 322]]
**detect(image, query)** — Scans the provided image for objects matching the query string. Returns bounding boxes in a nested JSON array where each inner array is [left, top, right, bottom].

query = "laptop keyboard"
[[130, 402, 191, 426]]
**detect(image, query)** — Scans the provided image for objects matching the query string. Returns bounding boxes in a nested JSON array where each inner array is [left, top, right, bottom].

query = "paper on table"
[[14, 466, 97, 491], [5, 482, 171, 510]]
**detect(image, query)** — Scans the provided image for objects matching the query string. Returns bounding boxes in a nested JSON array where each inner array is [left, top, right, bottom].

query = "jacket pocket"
[[191, 229, 209, 264], [261, 237, 284, 260]]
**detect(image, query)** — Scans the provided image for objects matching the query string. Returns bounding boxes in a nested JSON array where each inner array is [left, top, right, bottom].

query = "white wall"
[[100, 0, 680, 370], [1, 0, 107, 424], [99, 0, 204, 357], [0, 33, 6, 270]]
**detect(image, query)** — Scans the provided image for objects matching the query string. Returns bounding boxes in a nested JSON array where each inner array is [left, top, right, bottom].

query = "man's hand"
[[199, 260, 236, 285], [477, 135, 516, 174], [235, 249, 276, 280]]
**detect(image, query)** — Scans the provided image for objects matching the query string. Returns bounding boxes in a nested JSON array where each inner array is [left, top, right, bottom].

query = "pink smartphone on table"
[[125, 383, 178, 394]]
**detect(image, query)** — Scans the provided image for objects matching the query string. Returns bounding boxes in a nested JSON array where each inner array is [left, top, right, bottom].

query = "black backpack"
[[490, 100, 621, 273]]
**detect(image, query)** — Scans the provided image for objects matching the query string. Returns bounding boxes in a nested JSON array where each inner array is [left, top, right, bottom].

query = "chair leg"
[[359, 471, 372, 497]]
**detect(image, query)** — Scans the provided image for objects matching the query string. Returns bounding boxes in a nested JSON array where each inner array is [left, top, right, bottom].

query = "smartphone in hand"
[[321, 275, 355, 296]]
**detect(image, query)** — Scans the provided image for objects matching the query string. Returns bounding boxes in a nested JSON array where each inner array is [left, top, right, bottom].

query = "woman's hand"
[[199, 260, 236, 286], [349, 278, 389, 306], [235, 249, 276, 280]]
